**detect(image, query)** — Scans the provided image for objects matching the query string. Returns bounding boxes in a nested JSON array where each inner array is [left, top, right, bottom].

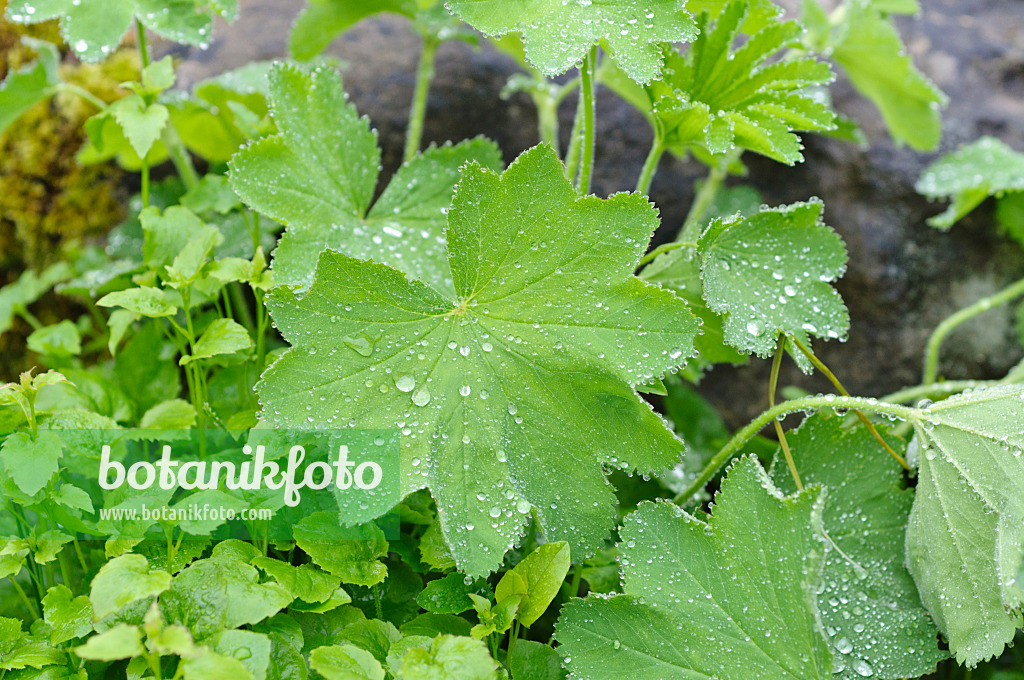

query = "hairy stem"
[[635, 139, 666, 196], [404, 34, 439, 163], [637, 240, 698, 268], [576, 45, 598, 195], [770, 334, 803, 489], [564, 85, 585, 182], [922, 276, 1024, 384], [672, 395, 917, 505], [790, 335, 909, 469]]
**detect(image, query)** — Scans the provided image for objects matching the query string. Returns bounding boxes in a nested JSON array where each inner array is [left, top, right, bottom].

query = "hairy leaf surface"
[[771, 416, 946, 679], [698, 200, 849, 362], [555, 455, 833, 678], [445, 0, 698, 83], [230, 63, 503, 292], [905, 385, 1024, 665], [260, 144, 698, 575]]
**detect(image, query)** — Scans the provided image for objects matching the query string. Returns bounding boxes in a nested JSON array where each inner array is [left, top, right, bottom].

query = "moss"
[[0, 19, 139, 270]]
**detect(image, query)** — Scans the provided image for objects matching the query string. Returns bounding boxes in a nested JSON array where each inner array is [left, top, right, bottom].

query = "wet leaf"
[[555, 455, 833, 678], [260, 144, 698, 575]]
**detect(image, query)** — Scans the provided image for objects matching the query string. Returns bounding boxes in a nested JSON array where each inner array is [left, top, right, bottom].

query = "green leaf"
[[107, 309, 137, 356], [826, 0, 946, 151], [6, 0, 236, 62], [252, 557, 345, 604], [0, 430, 62, 496], [160, 556, 294, 639], [310, 644, 386, 680], [770, 415, 946, 679], [290, 0, 416, 61], [141, 205, 222, 272], [260, 144, 698, 575], [180, 319, 253, 365], [180, 648, 257, 679], [74, 623, 144, 661], [139, 398, 197, 429], [230, 63, 503, 291], [398, 635, 499, 680], [27, 320, 82, 358], [90, 554, 173, 620], [97, 286, 178, 317], [293, 513, 389, 586], [107, 95, 170, 158], [904, 385, 1024, 665], [495, 541, 570, 627], [555, 455, 833, 678], [446, 0, 697, 83], [469, 593, 520, 639], [416, 573, 492, 615], [210, 629, 272, 680], [0, 261, 72, 335], [42, 585, 94, 645], [915, 136, 1024, 230], [508, 639, 566, 680], [642, 0, 836, 163], [0, 41, 60, 134], [698, 200, 849, 363]]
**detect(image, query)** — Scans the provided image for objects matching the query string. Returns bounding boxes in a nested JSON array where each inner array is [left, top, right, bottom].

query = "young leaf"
[[293, 512, 389, 587], [310, 644, 386, 680], [0, 430, 62, 496], [398, 635, 499, 680], [90, 553, 173, 620], [770, 415, 946, 679], [823, 0, 946, 151], [260, 145, 699, 575], [645, 0, 836, 163], [416, 573, 492, 615], [290, 0, 416, 61], [42, 585, 94, 645], [74, 623, 145, 661], [494, 541, 570, 627], [6, 0, 236, 63], [180, 319, 253, 365], [698, 200, 849, 363], [904, 385, 1024, 665], [139, 399, 197, 429], [555, 455, 833, 678], [229, 63, 503, 291], [446, 0, 697, 83], [915, 136, 1024, 230], [0, 40, 60, 134], [251, 557, 345, 605], [97, 287, 178, 318], [107, 95, 170, 159], [27, 320, 82, 358]]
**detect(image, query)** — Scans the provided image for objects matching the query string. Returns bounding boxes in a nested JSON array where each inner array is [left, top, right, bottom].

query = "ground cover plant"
[[1, 0, 1023, 678]]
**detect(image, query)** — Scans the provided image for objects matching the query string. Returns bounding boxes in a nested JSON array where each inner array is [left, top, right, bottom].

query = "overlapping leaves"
[[445, 0, 698, 84], [230, 63, 502, 291], [5, 0, 237, 63], [771, 415, 945, 679], [905, 385, 1024, 665], [257, 143, 699, 575], [555, 455, 833, 678]]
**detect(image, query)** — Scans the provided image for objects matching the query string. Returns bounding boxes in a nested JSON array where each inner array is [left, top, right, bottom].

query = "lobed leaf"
[[904, 385, 1024, 665], [555, 455, 833, 678], [445, 0, 698, 84], [259, 144, 699, 575]]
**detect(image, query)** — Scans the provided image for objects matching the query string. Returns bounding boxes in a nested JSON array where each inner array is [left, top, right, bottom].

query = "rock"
[[171, 0, 1024, 426]]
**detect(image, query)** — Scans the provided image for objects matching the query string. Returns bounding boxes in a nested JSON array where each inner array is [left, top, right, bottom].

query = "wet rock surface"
[[172, 0, 1024, 426]]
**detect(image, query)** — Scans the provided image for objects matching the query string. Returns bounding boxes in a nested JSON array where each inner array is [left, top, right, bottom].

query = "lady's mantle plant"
[[0, 0, 1023, 678]]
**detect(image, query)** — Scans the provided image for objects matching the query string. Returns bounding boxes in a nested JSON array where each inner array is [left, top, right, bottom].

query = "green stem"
[[229, 284, 255, 334], [9, 576, 40, 620], [506, 620, 521, 667], [254, 288, 268, 382], [56, 82, 106, 110], [922, 276, 1024, 384], [769, 334, 803, 490], [678, 150, 738, 243], [637, 241, 698, 268], [163, 124, 199, 191], [404, 34, 439, 163], [15, 306, 43, 331], [576, 45, 598, 195], [635, 139, 666, 196], [136, 20, 150, 69], [564, 85, 585, 182], [140, 154, 150, 209], [672, 395, 917, 505]]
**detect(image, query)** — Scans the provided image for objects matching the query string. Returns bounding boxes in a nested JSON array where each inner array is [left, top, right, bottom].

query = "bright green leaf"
[[0, 430, 62, 496], [90, 553, 173, 620], [210, 629, 272, 680], [230, 63, 503, 291], [416, 572, 492, 615], [555, 455, 833, 678], [310, 644, 386, 680], [508, 639, 566, 680], [915, 136, 1024, 230], [74, 623, 145, 661], [293, 513, 389, 587], [180, 649, 257, 680], [109, 95, 170, 158], [399, 635, 499, 680], [260, 145, 698, 575], [27, 320, 82, 358], [827, 0, 946, 151], [252, 556, 345, 604], [290, 0, 416, 61], [698, 200, 849, 363], [771, 415, 946, 679], [446, 0, 697, 83], [139, 399, 197, 429], [96, 286, 178, 317], [495, 541, 570, 627], [905, 385, 1024, 665], [180, 319, 253, 365], [0, 41, 59, 134], [42, 585, 94, 645]]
